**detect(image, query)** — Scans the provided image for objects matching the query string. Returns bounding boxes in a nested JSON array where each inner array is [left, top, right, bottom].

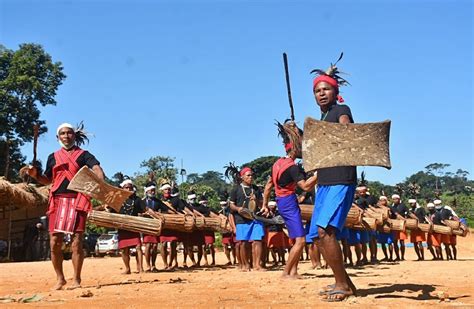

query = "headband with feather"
[[358, 171, 368, 187], [310, 52, 350, 102], [276, 119, 303, 158], [73, 121, 90, 146], [224, 162, 241, 184]]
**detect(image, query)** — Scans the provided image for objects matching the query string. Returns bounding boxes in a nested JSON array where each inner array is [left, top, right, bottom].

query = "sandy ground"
[[1, 234, 473, 308]]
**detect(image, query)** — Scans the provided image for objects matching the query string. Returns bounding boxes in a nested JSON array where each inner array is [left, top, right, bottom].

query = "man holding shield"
[[27, 122, 104, 290], [306, 58, 358, 301]]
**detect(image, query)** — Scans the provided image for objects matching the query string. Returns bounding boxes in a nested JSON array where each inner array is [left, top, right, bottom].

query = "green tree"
[[0, 43, 66, 179], [425, 163, 451, 192], [0, 139, 26, 181], [130, 156, 178, 196], [139, 156, 177, 182], [201, 170, 229, 194], [241, 156, 279, 186], [178, 182, 220, 211]]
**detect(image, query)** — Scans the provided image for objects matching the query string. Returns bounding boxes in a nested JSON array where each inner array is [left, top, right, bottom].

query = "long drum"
[[345, 207, 363, 226], [452, 228, 468, 237], [88, 210, 162, 235], [352, 217, 377, 231], [299, 204, 314, 221], [418, 223, 432, 233], [444, 220, 461, 230], [387, 218, 406, 232], [300, 204, 365, 228], [374, 206, 390, 221], [405, 218, 418, 230], [363, 209, 383, 225], [433, 224, 452, 235]]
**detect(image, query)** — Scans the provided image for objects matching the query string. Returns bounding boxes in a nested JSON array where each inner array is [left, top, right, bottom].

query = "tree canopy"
[[0, 43, 66, 179]]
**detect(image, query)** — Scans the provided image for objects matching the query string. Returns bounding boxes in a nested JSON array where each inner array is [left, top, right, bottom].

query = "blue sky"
[[1, 0, 472, 185]]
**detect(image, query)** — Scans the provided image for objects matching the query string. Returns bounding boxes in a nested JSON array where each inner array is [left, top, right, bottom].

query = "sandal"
[[321, 290, 352, 302], [318, 284, 336, 295]]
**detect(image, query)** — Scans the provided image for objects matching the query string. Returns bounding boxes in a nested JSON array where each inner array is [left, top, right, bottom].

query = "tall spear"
[[283, 52, 295, 121]]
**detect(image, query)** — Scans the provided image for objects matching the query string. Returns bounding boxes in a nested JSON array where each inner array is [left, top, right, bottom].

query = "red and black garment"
[[45, 146, 100, 233], [142, 196, 167, 243], [118, 194, 143, 249], [271, 157, 306, 239]]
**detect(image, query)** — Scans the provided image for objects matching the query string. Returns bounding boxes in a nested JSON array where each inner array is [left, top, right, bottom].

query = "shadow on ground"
[[357, 283, 471, 301]]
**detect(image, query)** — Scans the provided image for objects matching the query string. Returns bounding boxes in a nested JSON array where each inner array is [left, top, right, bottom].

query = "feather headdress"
[[276, 119, 303, 159], [73, 121, 91, 146], [358, 171, 368, 187], [224, 162, 241, 184], [310, 52, 350, 88]]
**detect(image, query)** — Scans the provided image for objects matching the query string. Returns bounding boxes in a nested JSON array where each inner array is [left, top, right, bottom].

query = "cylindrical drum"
[[444, 220, 460, 230], [432, 224, 452, 235], [405, 218, 418, 230], [388, 218, 406, 232], [418, 223, 432, 233]]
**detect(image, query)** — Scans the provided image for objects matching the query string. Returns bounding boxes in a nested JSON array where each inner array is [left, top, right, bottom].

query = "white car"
[[95, 232, 119, 257]]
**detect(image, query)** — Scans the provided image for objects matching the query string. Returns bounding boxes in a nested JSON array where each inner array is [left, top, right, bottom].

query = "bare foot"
[[121, 270, 131, 275], [68, 280, 82, 290], [254, 267, 267, 272], [51, 278, 67, 290]]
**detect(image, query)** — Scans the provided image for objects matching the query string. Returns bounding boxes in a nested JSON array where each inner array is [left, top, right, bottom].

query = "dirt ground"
[[1, 234, 473, 308]]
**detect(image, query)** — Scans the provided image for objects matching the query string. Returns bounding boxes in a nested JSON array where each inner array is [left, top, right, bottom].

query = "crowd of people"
[[112, 172, 465, 278], [24, 55, 467, 301]]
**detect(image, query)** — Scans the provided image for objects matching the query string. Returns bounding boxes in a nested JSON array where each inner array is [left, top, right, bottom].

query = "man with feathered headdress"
[[305, 54, 358, 301], [262, 124, 318, 279], [26, 122, 104, 290]]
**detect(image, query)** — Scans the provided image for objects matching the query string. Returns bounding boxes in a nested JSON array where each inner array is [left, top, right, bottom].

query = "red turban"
[[240, 167, 251, 177], [313, 75, 344, 103]]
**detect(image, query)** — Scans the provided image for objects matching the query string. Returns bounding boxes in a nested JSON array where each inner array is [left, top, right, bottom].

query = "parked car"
[[83, 233, 100, 257], [95, 232, 119, 257]]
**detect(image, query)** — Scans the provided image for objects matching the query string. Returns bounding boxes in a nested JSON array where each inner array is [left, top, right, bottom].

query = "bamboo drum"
[[387, 218, 406, 232], [88, 210, 162, 235], [299, 204, 313, 221], [161, 213, 193, 232], [345, 206, 363, 226], [418, 223, 432, 233], [352, 217, 377, 231], [444, 220, 461, 230], [405, 218, 418, 230], [363, 209, 383, 225], [432, 224, 452, 235], [452, 228, 465, 236], [374, 206, 390, 221]]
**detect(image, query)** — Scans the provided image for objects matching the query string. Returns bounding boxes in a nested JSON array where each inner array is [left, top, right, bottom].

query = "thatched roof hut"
[[0, 178, 49, 242]]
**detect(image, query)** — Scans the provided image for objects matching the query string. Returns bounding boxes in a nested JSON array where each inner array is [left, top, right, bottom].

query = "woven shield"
[[67, 166, 133, 212], [302, 117, 391, 172]]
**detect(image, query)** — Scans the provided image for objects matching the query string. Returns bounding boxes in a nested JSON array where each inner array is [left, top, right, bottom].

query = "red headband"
[[313, 75, 344, 103], [240, 167, 251, 176]]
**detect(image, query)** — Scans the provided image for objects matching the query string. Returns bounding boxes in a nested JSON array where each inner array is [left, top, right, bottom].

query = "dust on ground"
[[1, 234, 473, 308]]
